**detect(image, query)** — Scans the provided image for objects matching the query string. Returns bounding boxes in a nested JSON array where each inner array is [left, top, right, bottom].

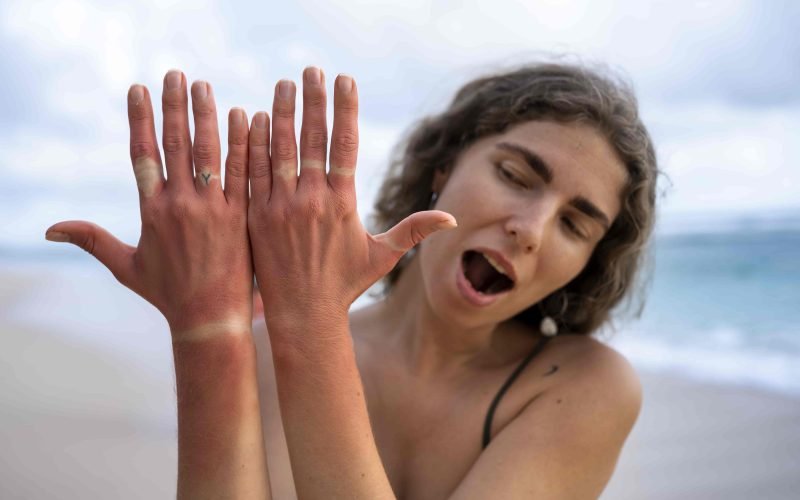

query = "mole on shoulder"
[[543, 365, 559, 376]]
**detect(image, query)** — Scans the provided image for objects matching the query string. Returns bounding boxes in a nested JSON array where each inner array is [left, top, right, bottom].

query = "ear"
[[432, 167, 450, 193]]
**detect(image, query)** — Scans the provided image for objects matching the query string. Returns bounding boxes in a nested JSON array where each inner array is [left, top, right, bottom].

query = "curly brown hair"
[[371, 62, 659, 336]]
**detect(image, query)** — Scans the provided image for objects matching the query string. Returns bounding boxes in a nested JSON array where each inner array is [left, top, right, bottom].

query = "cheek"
[[541, 243, 592, 291]]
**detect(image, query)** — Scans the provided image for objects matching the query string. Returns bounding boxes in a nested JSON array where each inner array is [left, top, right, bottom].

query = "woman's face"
[[418, 120, 627, 329]]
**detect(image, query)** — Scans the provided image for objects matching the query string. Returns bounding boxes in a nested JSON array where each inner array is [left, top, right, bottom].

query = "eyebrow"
[[495, 141, 612, 231], [496, 142, 553, 183]]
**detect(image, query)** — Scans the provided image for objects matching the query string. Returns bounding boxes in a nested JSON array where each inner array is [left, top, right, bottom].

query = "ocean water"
[[610, 228, 800, 395], [3, 223, 800, 396]]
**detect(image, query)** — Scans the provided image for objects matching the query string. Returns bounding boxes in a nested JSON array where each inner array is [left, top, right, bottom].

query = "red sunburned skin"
[[456, 253, 514, 307]]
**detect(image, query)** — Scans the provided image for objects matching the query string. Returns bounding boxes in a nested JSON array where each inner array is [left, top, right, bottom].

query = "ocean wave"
[[610, 330, 800, 396]]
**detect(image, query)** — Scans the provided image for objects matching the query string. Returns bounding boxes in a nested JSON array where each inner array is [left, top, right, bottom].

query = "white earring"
[[540, 316, 558, 337], [429, 192, 439, 209]]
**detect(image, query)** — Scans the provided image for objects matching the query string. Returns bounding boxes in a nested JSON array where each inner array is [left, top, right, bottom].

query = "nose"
[[505, 198, 557, 254]]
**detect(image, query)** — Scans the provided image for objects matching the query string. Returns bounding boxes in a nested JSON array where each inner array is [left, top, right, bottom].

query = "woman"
[[47, 61, 657, 499]]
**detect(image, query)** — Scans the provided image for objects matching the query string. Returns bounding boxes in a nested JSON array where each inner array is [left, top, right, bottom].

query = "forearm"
[[268, 315, 395, 500], [172, 328, 271, 499]]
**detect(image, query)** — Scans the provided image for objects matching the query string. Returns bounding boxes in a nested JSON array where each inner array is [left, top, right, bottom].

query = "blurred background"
[[1, 0, 798, 498]]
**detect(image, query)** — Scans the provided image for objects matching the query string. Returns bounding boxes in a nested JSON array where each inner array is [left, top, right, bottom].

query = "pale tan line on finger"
[[273, 160, 299, 180], [171, 318, 253, 343], [133, 157, 163, 198], [300, 159, 326, 171], [329, 164, 355, 177]]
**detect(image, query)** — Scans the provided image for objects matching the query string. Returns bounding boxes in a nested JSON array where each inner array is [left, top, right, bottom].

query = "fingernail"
[[45, 231, 69, 242], [254, 111, 267, 128], [192, 81, 208, 99], [337, 74, 353, 94], [305, 66, 321, 85], [434, 217, 457, 231], [231, 107, 245, 125], [128, 84, 144, 105], [278, 80, 293, 100], [165, 70, 182, 90]]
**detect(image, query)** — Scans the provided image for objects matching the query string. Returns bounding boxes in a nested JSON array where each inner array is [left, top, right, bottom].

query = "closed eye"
[[561, 216, 587, 239], [496, 162, 528, 188]]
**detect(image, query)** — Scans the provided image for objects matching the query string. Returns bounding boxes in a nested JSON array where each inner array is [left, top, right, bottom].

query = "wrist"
[[169, 316, 253, 343], [265, 310, 351, 353]]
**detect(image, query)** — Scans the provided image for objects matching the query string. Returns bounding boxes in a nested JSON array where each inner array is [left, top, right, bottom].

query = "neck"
[[374, 256, 526, 381]]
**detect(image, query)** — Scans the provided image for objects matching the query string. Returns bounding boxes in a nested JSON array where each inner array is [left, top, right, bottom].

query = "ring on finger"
[[196, 171, 220, 187]]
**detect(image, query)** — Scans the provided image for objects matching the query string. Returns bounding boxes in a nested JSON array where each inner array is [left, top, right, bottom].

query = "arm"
[[247, 68, 456, 499], [46, 71, 270, 499]]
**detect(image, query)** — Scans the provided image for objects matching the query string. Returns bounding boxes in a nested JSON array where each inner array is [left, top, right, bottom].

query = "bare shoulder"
[[547, 334, 643, 427], [449, 335, 643, 499]]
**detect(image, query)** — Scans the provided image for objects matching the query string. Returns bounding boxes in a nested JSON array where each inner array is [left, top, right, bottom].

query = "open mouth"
[[462, 250, 515, 295]]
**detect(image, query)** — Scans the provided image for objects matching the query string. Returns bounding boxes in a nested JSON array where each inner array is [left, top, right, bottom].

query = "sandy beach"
[[2, 264, 799, 499]]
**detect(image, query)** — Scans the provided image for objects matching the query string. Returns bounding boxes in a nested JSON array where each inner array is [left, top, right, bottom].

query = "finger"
[[161, 69, 194, 190], [190, 80, 222, 194], [45, 221, 137, 288], [224, 107, 250, 206], [328, 74, 359, 194], [298, 66, 328, 191], [248, 111, 272, 201], [127, 84, 165, 200], [270, 79, 298, 200], [373, 210, 457, 257]]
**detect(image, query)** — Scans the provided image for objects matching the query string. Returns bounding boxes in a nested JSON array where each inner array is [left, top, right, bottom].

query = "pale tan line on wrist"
[[133, 157, 164, 198], [171, 318, 252, 342]]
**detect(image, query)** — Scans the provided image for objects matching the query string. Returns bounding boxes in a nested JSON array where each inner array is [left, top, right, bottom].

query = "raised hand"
[[46, 71, 271, 497], [247, 67, 456, 333], [46, 70, 253, 337]]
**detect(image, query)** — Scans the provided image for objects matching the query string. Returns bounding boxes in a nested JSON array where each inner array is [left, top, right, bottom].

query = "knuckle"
[[130, 140, 155, 160], [250, 154, 270, 179], [129, 105, 152, 122], [274, 104, 295, 120], [333, 129, 358, 155], [410, 227, 426, 246], [249, 133, 267, 147], [300, 195, 325, 219], [337, 101, 358, 116], [333, 191, 354, 218], [193, 141, 218, 165], [168, 195, 195, 220], [226, 156, 247, 178], [163, 98, 186, 113], [303, 130, 328, 151], [80, 232, 96, 255], [192, 103, 215, 118], [229, 131, 248, 147], [162, 134, 188, 155], [305, 94, 325, 109], [274, 140, 297, 162]]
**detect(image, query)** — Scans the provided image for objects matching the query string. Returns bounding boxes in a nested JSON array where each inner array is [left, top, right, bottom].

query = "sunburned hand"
[[247, 67, 456, 333], [46, 70, 254, 338]]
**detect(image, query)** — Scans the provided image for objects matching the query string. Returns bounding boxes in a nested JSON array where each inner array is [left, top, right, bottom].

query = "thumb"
[[46, 221, 137, 286], [374, 210, 457, 256]]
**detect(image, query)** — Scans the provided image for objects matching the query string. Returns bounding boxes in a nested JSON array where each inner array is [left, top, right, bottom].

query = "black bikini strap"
[[482, 336, 551, 450]]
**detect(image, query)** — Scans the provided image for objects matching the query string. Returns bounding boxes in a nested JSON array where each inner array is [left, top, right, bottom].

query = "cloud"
[[1, 0, 798, 252]]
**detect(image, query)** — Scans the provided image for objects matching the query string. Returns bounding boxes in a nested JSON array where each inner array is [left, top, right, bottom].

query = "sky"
[[1, 0, 798, 251]]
